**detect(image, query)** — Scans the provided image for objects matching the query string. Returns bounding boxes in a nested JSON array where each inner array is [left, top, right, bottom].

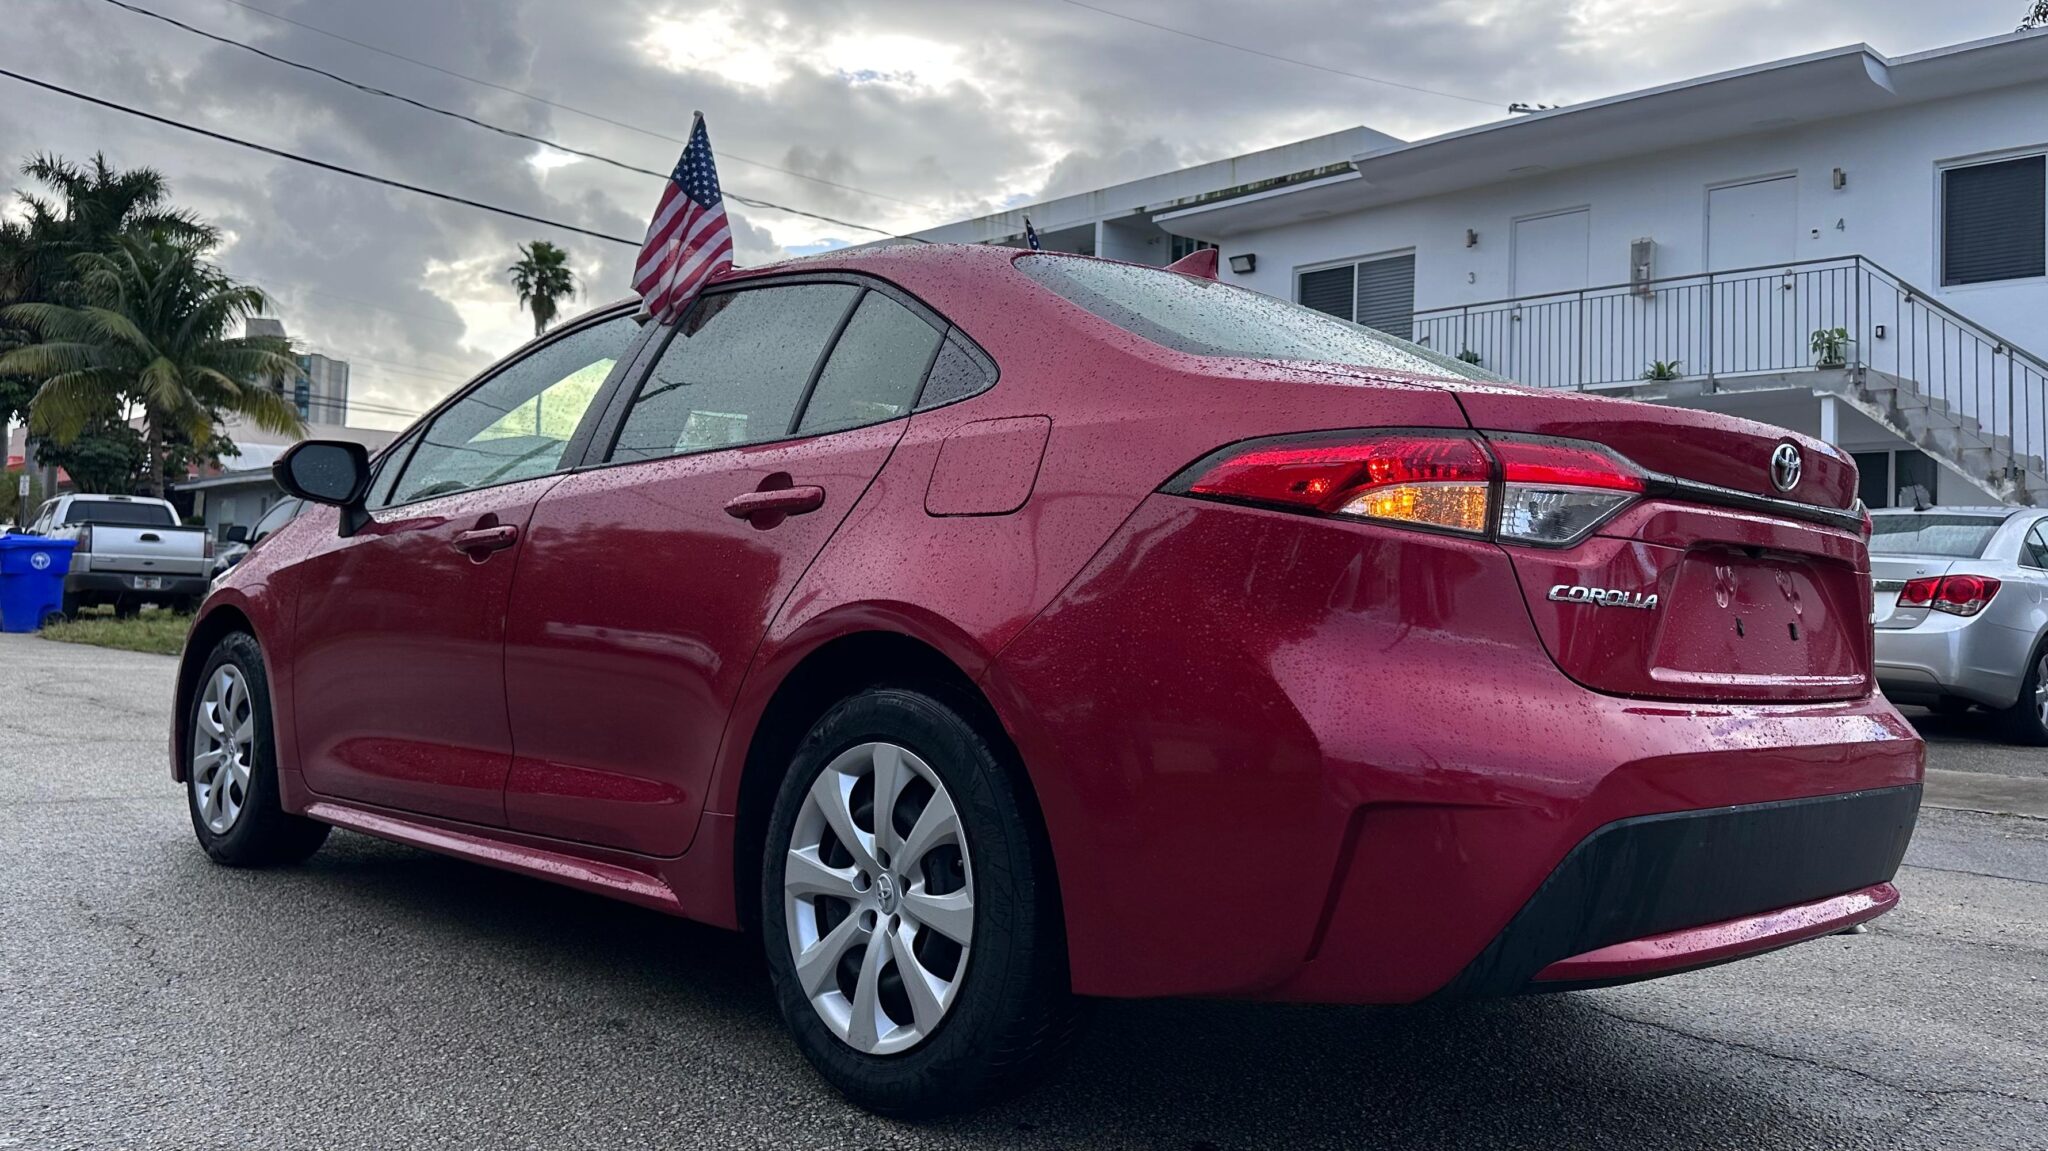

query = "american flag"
[[633, 112, 733, 323]]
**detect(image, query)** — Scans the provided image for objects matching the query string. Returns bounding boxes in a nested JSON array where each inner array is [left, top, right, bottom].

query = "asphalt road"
[[3, 633, 2045, 1150]]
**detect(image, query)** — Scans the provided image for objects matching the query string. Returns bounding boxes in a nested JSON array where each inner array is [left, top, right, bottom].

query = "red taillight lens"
[[1169, 430, 1645, 544], [203, 535, 215, 559], [1180, 432, 1494, 534], [1899, 574, 2000, 616], [75, 524, 91, 553], [1899, 576, 1938, 606]]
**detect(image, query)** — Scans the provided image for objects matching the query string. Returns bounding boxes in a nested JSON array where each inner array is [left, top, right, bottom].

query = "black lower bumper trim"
[[1440, 784, 1921, 998]]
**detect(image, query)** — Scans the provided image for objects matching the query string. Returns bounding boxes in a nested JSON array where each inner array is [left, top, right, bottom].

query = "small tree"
[[2025, 1, 2048, 29], [508, 240, 576, 337]]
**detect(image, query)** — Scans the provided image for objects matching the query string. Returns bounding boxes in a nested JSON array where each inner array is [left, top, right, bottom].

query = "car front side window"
[[387, 314, 635, 506]]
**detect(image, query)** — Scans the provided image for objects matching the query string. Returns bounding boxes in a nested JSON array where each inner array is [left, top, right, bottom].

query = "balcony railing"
[[1413, 255, 2048, 468]]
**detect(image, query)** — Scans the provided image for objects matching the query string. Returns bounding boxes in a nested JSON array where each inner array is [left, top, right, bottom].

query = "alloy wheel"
[[783, 741, 974, 1056], [191, 664, 254, 835], [2036, 654, 2048, 727]]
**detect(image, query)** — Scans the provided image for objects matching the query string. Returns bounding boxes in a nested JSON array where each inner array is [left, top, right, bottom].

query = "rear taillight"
[[1900, 574, 2001, 617], [1169, 431, 1643, 546], [75, 524, 91, 552], [203, 535, 215, 559], [1491, 437, 1644, 546], [1180, 431, 1493, 535]]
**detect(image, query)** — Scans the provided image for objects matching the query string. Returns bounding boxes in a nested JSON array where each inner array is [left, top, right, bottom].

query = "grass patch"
[[37, 607, 193, 656]]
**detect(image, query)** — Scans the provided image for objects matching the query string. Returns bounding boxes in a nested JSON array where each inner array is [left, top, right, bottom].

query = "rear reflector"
[[1169, 431, 1646, 545], [1901, 574, 2001, 616]]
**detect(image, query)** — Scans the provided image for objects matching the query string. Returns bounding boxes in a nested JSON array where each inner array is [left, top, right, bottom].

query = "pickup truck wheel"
[[187, 632, 330, 867], [113, 600, 140, 620], [60, 592, 80, 620]]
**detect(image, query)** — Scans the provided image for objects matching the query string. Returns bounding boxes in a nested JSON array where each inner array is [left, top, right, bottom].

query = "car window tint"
[[390, 314, 632, 504], [1015, 253, 1497, 381], [63, 501, 175, 526], [916, 331, 998, 409], [797, 292, 941, 435], [610, 283, 858, 462], [250, 498, 302, 541], [1867, 514, 2006, 558], [2026, 524, 2048, 569]]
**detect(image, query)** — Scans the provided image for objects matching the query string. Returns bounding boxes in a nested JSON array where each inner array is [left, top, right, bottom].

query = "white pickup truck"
[[25, 494, 213, 615]]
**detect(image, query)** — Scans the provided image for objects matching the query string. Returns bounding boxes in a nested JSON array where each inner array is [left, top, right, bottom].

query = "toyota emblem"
[[1770, 443, 1803, 493]]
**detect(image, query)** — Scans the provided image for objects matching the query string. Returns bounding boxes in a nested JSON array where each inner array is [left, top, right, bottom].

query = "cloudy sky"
[[0, 0, 2028, 427]]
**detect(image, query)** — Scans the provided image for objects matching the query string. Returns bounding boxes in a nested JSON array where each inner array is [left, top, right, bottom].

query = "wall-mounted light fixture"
[[1875, 324, 1887, 339], [1465, 228, 1480, 248], [1832, 167, 1847, 190], [1228, 253, 1257, 274]]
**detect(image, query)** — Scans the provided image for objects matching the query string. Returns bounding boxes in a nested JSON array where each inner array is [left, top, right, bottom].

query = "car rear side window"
[[796, 292, 942, 436], [916, 331, 998, 409], [610, 283, 858, 462], [63, 501, 175, 527], [1014, 253, 1495, 380], [2025, 524, 2048, 569], [1868, 515, 2006, 558], [389, 314, 634, 505]]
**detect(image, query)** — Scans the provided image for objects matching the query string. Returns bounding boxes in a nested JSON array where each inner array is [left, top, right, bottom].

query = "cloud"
[[0, 0, 2020, 426]]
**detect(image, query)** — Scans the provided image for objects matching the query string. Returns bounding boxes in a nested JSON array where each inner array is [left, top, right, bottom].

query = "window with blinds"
[[1942, 155, 2046, 286], [1295, 254, 1415, 339]]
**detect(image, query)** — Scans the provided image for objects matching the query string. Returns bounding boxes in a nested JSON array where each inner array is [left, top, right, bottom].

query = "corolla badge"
[[1549, 583, 1659, 610], [1771, 443, 1803, 492]]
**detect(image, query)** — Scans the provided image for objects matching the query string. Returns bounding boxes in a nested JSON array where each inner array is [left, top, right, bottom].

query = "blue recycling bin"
[[0, 535, 77, 632]]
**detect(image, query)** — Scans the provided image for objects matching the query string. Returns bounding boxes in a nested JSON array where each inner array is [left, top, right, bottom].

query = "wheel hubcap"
[[2035, 655, 2047, 725], [190, 665, 253, 835], [784, 741, 974, 1056]]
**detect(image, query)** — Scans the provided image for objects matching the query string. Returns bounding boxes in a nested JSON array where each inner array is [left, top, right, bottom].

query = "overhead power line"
[[97, 0, 926, 241], [0, 66, 643, 246], [1054, 0, 1502, 108], [211, 0, 940, 212]]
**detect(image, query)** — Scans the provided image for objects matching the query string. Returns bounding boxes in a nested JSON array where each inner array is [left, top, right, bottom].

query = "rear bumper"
[[1875, 616, 2032, 707], [64, 570, 209, 602], [1439, 785, 1919, 996]]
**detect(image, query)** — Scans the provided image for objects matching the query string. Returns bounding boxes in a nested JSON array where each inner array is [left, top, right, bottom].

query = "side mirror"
[[273, 440, 371, 536], [224, 524, 250, 544]]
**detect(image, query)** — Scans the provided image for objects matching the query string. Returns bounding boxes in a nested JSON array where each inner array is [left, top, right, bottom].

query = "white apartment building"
[[915, 29, 2048, 509]]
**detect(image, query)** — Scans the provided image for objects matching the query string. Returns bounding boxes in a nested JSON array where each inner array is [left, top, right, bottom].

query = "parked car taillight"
[[1168, 431, 1644, 546], [1900, 574, 2001, 617], [202, 535, 215, 559], [75, 524, 91, 552]]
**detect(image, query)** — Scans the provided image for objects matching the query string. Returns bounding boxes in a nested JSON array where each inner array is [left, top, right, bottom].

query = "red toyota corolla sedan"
[[174, 243, 1922, 1115]]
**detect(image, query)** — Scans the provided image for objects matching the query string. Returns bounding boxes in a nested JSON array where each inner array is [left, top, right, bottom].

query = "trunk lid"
[[1451, 385, 1871, 703]]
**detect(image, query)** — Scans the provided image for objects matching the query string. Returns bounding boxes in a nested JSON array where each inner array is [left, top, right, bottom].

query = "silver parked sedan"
[[1870, 506, 2048, 742]]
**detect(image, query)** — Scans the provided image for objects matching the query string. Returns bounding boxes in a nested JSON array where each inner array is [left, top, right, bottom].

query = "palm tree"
[[508, 240, 576, 336], [0, 235, 305, 497], [2, 153, 215, 462]]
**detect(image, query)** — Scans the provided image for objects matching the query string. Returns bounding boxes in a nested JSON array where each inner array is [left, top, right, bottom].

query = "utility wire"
[[1055, 0, 1502, 108], [0, 66, 643, 246], [95, 0, 927, 241], [210, 0, 940, 212]]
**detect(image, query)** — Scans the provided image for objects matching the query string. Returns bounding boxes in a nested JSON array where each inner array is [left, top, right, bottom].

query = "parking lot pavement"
[[3, 633, 2045, 1150]]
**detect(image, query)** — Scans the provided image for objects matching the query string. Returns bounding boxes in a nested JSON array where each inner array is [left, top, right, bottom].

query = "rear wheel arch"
[[730, 630, 1064, 942]]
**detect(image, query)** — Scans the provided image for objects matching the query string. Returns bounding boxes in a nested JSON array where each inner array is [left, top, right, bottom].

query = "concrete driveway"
[[2, 633, 2044, 1150]]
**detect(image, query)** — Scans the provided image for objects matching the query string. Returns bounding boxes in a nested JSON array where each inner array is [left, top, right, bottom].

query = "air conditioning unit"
[[1630, 237, 1656, 298]]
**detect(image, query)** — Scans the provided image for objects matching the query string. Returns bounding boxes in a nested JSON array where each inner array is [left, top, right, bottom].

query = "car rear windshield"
[[1868, 514, 2004, 557], [1014, 254, 1496, 381], [62, 501, 175, 527]]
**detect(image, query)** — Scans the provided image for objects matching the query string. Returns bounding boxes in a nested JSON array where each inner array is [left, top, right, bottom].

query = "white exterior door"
[[1707, 176, 1802, 374], [1511, 209, 1590, 387]]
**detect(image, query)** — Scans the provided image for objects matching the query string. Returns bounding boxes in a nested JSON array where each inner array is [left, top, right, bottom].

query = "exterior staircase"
[[1413, 255, 2048, 506]]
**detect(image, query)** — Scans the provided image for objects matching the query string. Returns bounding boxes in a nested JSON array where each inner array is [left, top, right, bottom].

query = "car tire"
[[761, 687, 1079, 1117], [185, 631, 330, 867], [1995, 640, 2048, 747], [59, 591, 80, 620], [113, 600, 140, 620]]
